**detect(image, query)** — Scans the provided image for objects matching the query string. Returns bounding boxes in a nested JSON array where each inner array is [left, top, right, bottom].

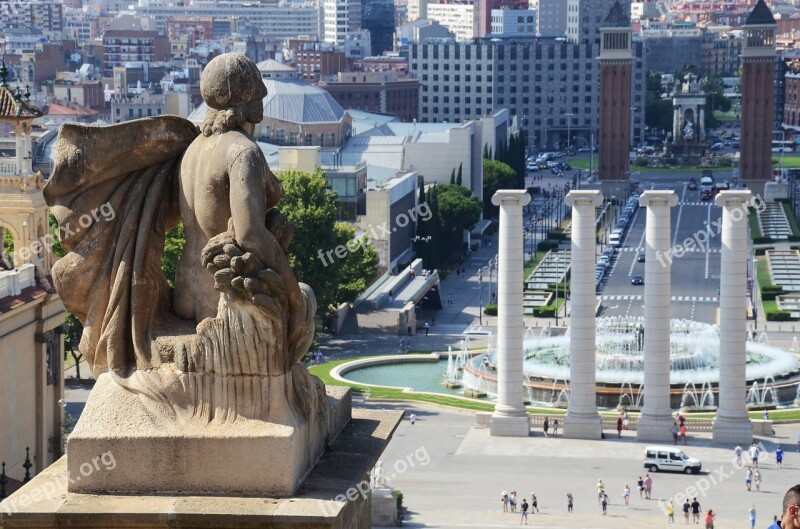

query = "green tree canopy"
[[437, 184, 481, 237], [333, 223, 378, 303], [483, 159, 518, 218]]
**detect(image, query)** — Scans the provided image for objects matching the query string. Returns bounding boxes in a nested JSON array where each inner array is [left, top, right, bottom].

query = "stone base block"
[[489, 413, 530, 437], [713, 416, 753, 444], [636, 414, 675, 443], [371, 487, 398, 527], [563, 413, 603, 439], [0, 409, 403, 529], [67, 373, 352, 497]]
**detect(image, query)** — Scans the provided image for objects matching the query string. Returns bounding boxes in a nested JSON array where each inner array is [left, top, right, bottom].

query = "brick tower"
[[598, 0, 632, 195], [740, 0, 776, 194]]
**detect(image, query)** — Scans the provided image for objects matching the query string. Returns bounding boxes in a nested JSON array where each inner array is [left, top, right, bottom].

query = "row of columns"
[[488, 188, 753, 444]]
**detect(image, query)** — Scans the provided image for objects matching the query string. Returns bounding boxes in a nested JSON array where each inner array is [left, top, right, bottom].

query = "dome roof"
[[188, 77, 345, 125]]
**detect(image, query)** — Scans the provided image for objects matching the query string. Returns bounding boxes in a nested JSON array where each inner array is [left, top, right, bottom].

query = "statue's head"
[[200, 53, 267, 137]]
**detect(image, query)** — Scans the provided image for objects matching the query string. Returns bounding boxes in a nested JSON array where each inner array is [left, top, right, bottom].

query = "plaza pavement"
[[370, 397, 800, 529]]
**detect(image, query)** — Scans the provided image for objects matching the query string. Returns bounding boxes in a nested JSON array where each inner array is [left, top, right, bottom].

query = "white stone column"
[[713, 190, 754, 444], [637, 190, 678, 442], [489, 189, 531, 437], [563, 190, 604, 439]]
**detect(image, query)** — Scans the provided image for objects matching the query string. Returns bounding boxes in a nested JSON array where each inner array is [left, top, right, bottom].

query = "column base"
[[712, 415, 753, 444], [636, 413, 675, 443], [490, 413, 531, 437], [562, 412, 603, 439]]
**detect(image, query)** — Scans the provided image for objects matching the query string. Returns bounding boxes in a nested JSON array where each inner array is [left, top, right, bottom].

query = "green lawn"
[[749, 210, 763, 239], [756, 256, 772, 290], [776, 156, 800, 169], [523, 252, 546, 282], [781, 202, 800, 236], [714, 111, 739, 123]]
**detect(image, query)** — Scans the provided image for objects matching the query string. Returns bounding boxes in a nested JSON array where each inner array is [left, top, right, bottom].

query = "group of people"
[[615, 408, 631, 436], [541, 416, 559, 437], [671, 413, 689, 445], [500, 491, 540, 524]]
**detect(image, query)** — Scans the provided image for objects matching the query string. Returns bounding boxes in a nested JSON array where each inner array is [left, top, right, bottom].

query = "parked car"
[[631, 275, 644, 285], [643, 446, 702, 474], [688, 179, 697, 191], [700, 189, 713, 201]]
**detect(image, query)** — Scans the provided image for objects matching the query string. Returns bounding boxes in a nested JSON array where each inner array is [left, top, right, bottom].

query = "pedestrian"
[[601, 492, 609, 515], [671, 422, 679, 445], [509, 491, 517, 513], [597, 479, 605, 504], [447, 293, 453, 305], [764, 409, 770, 420], [704, 509, 715, 529], [680, 423, 687, 445], [769, 485, 800, 529], [622, 408, 630, 429], [409, 413, 417, 425], [520, 498, 529, 525], [683, 499, 691, 524], [424, 321, 429, 336], [735, 443, 743, 467], [502, 491, 509, 513], [637, 476, 644, 498], [552, 418, 559, 436], [644, 474, 653, 500], [691, 498, 701, 524], [622, 484, 630, 508], [667, 500, 675, 524], [745, 467, 753, 491], [388, 290, 393, 303], [617, 417, 623, 437], [754, 469, 762, 492], [566, 492, 573, 513], [749, 504, 756, 529], [776, 445, 784, 469], [530, 493, 539, 513], [749, 443, 760, 467], [543, 416, 549, 437]]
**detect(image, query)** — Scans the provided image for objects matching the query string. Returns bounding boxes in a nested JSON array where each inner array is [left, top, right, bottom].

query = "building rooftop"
[[603, 0, 631, 28], [0, 63, 44, 121], [745, 0, 776, 26]]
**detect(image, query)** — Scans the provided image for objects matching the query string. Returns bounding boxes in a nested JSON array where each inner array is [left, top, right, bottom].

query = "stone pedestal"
[[0, 407, 403, 529], [66, 371, 351, 497], [713, 191, 754, 444], [563, 190, 603, 439], [371, 487, 399, 527], [637, 190, 678, 443], [489, 189, 531, 437]]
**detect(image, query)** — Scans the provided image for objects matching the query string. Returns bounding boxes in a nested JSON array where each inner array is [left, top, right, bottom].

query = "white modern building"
[[490, 9, 538, 38], [323, 0, 363, 46], [427, 3, 475, 42]]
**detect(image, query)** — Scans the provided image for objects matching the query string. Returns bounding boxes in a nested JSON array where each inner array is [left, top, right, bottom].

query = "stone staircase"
[[759, 202, 792, 240]]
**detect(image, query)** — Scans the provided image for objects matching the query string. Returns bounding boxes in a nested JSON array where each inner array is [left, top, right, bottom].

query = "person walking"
[[748, 504, 756, 529], [597, 479, 605, 504], [672, 422, 679, 445], [501, 491, 509, 513], [637, 476, 645, 498], [410, 413, 417, 425], [617, 417, 623, 437], [509, 491, 517, 513], [683, 499, 691, 524], [735, 444, 743, 467], [567, 492, 573, 513], [543, 416, 549, 438], [754, 469, 762, 492], [745, 467, 753, 491], [530, 493, 539, 513], [424, 321, 430, 336], [776, 445, 784, 469], [704, 509, 715, 529], [447, 293, 453, 305], [622, 484, 631, 508], [680, 423, 687, 445], [552, 418, 559, 436], [691, 498, 701, 524], [520, 498, 529, 525], [667, 500, 675, 524], [643, 474, 653, 500], [622, 408, 630, 429], [749, 443, 760, 467], [601, 492, 609, 515]]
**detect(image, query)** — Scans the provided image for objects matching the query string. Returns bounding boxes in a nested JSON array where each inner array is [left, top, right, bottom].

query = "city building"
[[567, 0, 622, 46], [323, 0, 363, 46], [52, 80, 105, 111], [740, 0, 776, 191], [0, 70, 66, 492], [0, 1, 63, 34], [537, 0, 568, 38], [362, 0, 397, 55], [397, 19, 456, 45], [490, 9, 538, 38], [641, 26, 704, 74], [427, 3, 475, 41], [101, 29, 171, 74], [473, 0, 528, 38], [110, 92, 167, 123], [782, 67, 800, 131], [320, 71, 420, 121], [292, 43, 348, 84], [702, 30, 744, 77]]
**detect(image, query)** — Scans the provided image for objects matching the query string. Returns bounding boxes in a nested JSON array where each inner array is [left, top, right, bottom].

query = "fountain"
[[746, 378, 779, 410], [680, 382, 717, 412], [792, 336, 799, 354], [444, 346, 462, 389], [618, 381, 645, 411], [795, 382, 800, 407]]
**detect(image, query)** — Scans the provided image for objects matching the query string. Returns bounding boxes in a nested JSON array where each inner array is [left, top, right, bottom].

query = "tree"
[[450, 168, 456, 184], [64, 312, 84, 379], [703, 74, 731, 128], [483, 159, 518, 218], [161, 223, 185, 286], [333, 223, 378, 303], [437, 184, 481, 258], [276, 168, 340, 312], [456, 162, 463, 186]]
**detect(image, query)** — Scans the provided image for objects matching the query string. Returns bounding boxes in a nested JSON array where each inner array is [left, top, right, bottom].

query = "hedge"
[[752, 236, 775, 244], [548, 230, 568, 240], [766, 310, 794, 321], [532, 306, 556, 317], [537, 241, 559, 251], [754, 246, 774, 256], [484, 304, 498, 316]]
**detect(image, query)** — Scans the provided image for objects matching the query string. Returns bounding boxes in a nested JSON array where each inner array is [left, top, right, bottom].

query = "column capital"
[[564, 190, 603, 207], [715, 189, 753, 208], [492, 189, 532, 207], [639, 190, 678, 208]]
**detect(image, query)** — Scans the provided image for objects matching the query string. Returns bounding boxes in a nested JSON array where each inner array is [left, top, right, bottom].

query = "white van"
[[643, 446, 702, 474], [608, 232, 622, 247]]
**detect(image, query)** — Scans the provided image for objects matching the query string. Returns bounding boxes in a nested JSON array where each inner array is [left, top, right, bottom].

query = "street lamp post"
[[478, 269, 483, 326], [565, 113, 574, 155]]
